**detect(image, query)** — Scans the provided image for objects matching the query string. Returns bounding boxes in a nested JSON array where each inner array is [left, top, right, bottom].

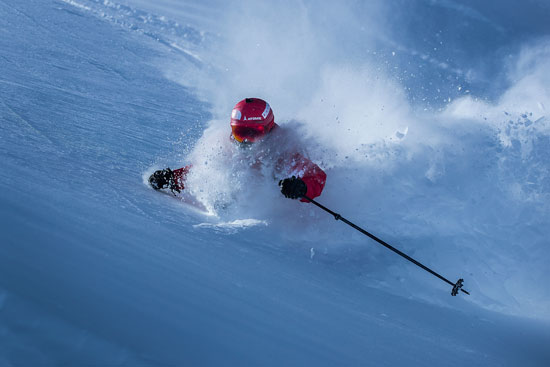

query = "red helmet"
[[230, 98, 275, 143]]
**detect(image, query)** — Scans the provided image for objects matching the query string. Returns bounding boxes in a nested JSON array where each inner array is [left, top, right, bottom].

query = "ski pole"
[[302, 195, 469, 296]]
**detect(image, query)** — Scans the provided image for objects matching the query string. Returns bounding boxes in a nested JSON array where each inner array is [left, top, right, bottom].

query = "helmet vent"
[[245, 98, 254, 103]]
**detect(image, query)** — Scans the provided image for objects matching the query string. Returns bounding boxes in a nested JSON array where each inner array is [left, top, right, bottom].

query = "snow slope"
[[1, 0, 549, 366]]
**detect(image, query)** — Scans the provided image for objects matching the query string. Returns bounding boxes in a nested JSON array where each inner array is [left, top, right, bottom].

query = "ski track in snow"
[[1, 0, 550, 366], [59, 0, 206, 66]]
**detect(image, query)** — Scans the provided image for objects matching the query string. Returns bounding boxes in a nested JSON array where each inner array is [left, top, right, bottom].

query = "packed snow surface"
[[1, 0, 550, 366]]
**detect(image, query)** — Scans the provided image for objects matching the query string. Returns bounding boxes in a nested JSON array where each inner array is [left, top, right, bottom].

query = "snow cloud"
[[162, 1, 550, 320]]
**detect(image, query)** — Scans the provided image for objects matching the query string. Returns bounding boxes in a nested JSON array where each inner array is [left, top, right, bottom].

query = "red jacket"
[[280, 153, 326, 202], [172, 125, 327, 201]]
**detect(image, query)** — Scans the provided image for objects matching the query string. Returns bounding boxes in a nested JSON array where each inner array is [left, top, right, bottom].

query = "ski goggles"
[[231, 123, 270, 143]]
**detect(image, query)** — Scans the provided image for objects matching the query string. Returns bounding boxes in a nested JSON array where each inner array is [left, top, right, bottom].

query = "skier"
[[149, 97, 326, 201]]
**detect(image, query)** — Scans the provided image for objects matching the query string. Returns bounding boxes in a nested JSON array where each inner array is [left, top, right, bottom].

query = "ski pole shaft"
[[303, 195, 469, 296]]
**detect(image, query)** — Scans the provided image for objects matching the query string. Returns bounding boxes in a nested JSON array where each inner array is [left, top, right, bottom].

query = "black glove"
[[279, 176, 307, 199], [149, 168, 180, 193]]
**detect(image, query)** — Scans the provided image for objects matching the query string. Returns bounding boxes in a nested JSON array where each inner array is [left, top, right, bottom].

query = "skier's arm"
[[297, 165, 326, 202], [172, 166, 190, 191], [284, 154, 327, 201]]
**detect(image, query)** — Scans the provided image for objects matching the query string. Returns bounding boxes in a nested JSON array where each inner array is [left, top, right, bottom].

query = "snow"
[[1, 0, 550, 366]]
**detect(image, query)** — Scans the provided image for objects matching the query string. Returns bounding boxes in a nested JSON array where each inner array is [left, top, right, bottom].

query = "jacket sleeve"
[[287, 153, 327, 202], [172, 166, 191, 191]]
